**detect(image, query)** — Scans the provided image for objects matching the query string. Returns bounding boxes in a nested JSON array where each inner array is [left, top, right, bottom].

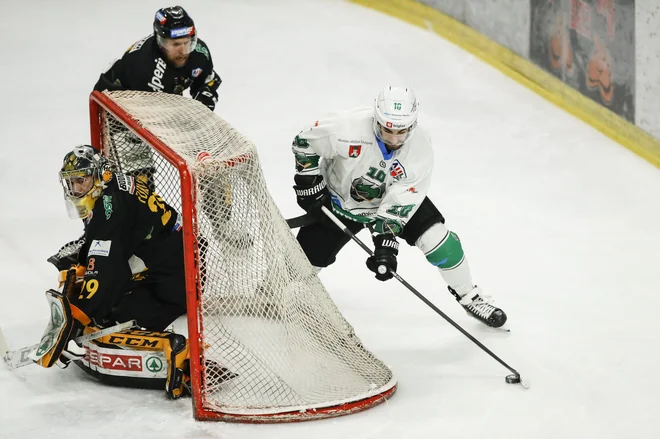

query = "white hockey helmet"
[[373, 85, 419, 148]]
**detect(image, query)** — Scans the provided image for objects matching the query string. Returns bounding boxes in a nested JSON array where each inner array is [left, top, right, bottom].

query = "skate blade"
[[467, 315, 511, 333]]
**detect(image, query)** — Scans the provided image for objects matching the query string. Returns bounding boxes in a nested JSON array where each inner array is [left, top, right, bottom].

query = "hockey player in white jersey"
[[292, 85, 507, 328]]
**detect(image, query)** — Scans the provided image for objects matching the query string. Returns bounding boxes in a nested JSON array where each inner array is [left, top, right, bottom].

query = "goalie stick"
[[320, 206, 530, 389], [0, 319, 137, 371]]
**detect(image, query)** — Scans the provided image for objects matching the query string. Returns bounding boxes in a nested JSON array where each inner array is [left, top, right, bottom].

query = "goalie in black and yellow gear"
[[32, 145, 235, 399]]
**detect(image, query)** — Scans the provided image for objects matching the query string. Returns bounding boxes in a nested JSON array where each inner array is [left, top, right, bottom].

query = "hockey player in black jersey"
[[31, 146, 235, 398], [94, 5, 221, 111], [58, 146, 186, 332]]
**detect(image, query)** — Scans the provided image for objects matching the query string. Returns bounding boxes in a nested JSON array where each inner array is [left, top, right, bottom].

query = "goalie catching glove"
[[293, 174, 331, 217], [47, 235, 85, 271], [366, 234, 399, 281]]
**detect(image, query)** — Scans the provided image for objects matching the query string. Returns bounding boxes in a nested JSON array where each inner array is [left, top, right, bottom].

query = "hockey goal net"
[[89, 91, 396, 422]]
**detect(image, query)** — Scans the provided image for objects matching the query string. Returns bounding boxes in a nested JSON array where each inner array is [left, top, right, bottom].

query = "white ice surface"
[[2, 1, 660, 438]]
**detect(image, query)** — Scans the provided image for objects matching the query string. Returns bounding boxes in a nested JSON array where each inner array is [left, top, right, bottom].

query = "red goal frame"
[[88, 91, 396, 422]]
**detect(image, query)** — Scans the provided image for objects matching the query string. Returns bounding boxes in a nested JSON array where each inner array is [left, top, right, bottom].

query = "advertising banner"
[[530, 0, 635, 122]]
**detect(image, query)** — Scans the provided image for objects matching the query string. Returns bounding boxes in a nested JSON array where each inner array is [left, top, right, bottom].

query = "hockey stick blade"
[[2, 320, 137, 371], [286, 213, 316, 229]]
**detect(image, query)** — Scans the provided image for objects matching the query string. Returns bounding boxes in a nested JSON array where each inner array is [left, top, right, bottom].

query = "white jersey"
[[292, 107, 433, 233]]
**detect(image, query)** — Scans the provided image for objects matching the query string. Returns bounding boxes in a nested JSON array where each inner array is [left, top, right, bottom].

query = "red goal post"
[[88, 90, 396, 422]]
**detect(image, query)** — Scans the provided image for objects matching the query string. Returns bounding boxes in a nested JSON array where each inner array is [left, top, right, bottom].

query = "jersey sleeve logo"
[[116, 173, 135, 194], [349, 145, 362, 158], [128, 34, 151, 53], [389, 160, 407, 180]]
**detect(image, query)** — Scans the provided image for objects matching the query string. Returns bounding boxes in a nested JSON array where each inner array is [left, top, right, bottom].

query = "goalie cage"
[[88, 91, 397, 422]]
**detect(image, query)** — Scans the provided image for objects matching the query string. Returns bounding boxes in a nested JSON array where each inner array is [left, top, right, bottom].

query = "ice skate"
[[448, 286, 507, 328]]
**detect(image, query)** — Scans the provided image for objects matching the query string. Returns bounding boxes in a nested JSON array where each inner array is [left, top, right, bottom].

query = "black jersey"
[[75, 172, 184, 324], [94, 34, 221, 109]]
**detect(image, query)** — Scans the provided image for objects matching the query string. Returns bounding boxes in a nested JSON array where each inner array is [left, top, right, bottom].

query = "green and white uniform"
[[293, 107, 433, 236]]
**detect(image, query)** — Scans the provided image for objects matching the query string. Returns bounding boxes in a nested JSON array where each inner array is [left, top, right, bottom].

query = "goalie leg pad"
[[163, 333, 190, 400], [77, 328, 190, 399]]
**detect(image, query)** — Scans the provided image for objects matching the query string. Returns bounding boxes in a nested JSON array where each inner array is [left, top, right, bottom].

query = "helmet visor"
[[156, 33, 197, 56], [59, 170, 98, 219], [60, 170, 94, 198]]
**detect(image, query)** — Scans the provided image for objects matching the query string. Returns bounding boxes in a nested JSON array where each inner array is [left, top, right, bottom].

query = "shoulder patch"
[[194, 43, 210, 60], [128, 34, 152, 53], [349, 145, 362, 158], [115, 173, 135, 194]]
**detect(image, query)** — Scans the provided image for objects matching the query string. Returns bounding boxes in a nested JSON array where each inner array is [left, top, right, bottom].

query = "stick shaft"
[[320, 206, 520, 377]]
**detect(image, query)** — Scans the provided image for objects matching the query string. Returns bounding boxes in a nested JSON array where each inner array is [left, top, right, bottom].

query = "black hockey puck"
[[505, 374, 521, 384]]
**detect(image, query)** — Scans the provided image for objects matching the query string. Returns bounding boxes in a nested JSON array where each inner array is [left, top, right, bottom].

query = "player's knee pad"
[[77, 327, 190, 399], [415, 222, 465, 270]]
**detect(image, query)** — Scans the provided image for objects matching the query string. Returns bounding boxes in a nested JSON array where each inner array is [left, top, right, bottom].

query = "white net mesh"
[[97, 91, 395, 418]]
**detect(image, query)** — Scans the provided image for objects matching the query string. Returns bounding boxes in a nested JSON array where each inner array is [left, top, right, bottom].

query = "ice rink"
[[2, 1, 660, 438]]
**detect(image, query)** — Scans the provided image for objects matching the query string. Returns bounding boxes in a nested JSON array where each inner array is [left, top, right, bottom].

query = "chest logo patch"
[[349, 145, 361, 158]]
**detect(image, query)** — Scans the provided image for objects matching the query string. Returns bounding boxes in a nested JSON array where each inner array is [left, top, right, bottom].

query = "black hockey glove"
[[193, 87, 218, 111], [366, 234, 399, 281], [293, 174, 331, 217]]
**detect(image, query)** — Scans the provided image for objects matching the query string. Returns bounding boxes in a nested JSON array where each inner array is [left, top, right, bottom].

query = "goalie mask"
[[153, 5, 197, 66], [373, 85, 419, 149], [59, 145, 110, 219]]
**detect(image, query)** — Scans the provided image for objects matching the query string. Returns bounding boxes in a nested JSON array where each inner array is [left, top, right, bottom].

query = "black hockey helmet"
[[153, 6, 197, 51]]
